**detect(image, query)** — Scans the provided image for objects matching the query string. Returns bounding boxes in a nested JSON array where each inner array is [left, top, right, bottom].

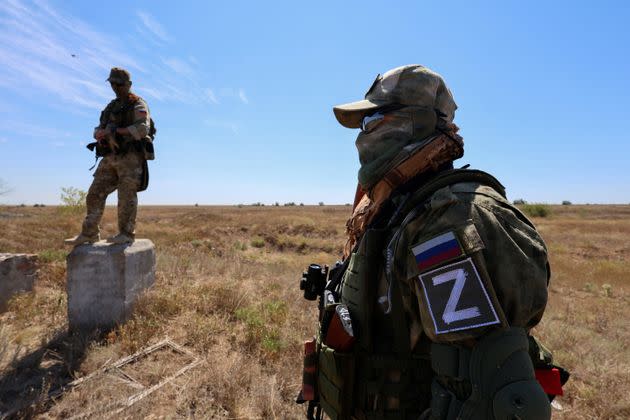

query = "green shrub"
[[521, 204, 551, 218], [250, 237, 265, 248], [261, 329, 284, 353], [235, 302, 287, 355], [601, 284, 613, 298], [59, 186, 87, 214], [234, 241, 248, 251], [39, 249, 67, 263], [235, 307, 264, 329]]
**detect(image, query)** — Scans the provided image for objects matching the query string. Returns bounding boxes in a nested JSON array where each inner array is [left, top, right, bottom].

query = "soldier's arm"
[[124, 98, 151, 140], [401, 184, 551, 419]]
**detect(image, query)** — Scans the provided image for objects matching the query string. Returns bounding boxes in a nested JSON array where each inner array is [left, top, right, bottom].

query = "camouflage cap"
[[333, 64, 457, 129], [106, 67, 131, 84]]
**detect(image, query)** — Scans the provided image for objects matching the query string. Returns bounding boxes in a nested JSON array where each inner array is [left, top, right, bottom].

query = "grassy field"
[[0, 204, 628, 419]]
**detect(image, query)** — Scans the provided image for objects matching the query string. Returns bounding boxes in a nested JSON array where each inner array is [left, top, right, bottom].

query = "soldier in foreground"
[[297, 65, 567, 419], [65, 67, 154, 246]]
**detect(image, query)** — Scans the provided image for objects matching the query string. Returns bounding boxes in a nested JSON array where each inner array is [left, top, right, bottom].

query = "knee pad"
[[430, 327, 550, 420]]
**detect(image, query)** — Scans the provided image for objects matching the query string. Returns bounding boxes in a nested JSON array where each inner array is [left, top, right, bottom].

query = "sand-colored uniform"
[[81, 95, 151, 238]]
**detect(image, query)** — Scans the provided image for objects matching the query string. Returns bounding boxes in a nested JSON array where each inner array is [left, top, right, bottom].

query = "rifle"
[[85, 125, 120, 170], [101, 124, 119, 154], [296, 260, 351, 420]]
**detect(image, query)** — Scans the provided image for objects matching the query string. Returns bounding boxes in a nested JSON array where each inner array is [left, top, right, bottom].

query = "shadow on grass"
[[0, 329, 97, 418]]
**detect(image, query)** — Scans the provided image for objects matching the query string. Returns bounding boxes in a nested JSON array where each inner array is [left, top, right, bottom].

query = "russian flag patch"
[[412, 231, 464, 272]]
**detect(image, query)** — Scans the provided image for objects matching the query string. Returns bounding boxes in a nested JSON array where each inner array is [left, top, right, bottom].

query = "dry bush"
[[0, 204, 628, 418]]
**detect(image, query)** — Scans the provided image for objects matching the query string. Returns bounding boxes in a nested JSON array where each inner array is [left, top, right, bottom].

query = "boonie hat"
[[107, 67, 131, 84], [333, 64, 457, 129]]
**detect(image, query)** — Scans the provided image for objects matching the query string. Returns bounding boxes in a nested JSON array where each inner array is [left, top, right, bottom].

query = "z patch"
[[418, 258, 500, 334]]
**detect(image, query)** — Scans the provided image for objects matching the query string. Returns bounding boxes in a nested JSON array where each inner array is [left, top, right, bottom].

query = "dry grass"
[[0, 204, 628, 419]]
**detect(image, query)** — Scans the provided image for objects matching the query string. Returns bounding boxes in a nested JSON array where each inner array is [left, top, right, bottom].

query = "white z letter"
[[432, 268, 481, 324]]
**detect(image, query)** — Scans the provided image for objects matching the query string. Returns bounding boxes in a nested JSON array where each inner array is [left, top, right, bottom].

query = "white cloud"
[[137, 87, 166, 101], [0, 1, 247, 113], [0, 0, 141, 109], [153, 82, 198, 104], [1, 120, 72, 139], [238, 89, 249, 104], [204, 88, 219, 104], [136, 10, 172, 44], [162, 57, 195, 78]]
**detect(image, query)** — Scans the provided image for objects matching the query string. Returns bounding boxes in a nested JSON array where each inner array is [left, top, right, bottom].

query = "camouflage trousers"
[[81, 151, 143, 238]]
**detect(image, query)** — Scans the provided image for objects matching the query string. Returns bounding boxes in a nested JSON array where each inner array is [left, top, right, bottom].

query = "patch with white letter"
[[418, 258, 500, 334]]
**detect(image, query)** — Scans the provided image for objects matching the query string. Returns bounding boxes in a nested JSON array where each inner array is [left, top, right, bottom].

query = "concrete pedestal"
[[67, 239, 156, 332], [0, 253, 38, 311]]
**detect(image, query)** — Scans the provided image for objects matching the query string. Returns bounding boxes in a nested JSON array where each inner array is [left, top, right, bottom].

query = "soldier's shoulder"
[[103, 98, 119, 109], [403, 169, 508, 214], [130, 95, 150, 113], [448, 180, 509, 208], [399, 169, 546, 281], [401, 169, 534, 241], [127, 93, 147, 104]]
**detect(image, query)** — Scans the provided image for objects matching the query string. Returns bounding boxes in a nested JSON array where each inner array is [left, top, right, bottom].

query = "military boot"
[[106, 233, 134, 244], [64, 233, 100, 246]]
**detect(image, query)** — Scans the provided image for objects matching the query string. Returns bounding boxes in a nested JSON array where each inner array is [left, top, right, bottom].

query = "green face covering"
[[356, 107, 438, 189]]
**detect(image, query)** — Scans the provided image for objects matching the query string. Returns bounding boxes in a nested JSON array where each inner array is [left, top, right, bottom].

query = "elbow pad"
[[429, 327, 551, 420]]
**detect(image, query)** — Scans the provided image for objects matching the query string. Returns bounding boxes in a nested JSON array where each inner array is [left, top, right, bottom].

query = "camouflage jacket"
[[377, 170, 549, 348], [317, 169, 551, 419], [392, 173, 550, 343], [95, 93, 151, 142]]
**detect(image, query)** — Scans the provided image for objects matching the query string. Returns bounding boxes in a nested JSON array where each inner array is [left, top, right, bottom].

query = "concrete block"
[[67, 239, 156, 332], [0, 253, 38, 311]]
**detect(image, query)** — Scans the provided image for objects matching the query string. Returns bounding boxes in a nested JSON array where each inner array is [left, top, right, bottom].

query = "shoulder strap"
[[99, 99, 118, 127], [116, 94, 142, 127], [384, 168, 505, 230], [407, 168, 504, 209]]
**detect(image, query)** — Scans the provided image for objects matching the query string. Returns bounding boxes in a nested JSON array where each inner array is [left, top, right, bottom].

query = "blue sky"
[[0, 0, 628, 205]]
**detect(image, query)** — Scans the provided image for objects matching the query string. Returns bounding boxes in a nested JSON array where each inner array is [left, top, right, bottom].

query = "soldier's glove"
[[429, 327, 551, 420]]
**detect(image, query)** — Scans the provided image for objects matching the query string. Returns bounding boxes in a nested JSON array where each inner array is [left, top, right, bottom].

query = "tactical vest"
[[99, 94, 156, 156], [317, 169, 506, 420], [100, 95, 138, 131]]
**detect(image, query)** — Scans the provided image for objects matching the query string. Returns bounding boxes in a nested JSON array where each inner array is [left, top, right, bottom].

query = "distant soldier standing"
[[65, 67, 154, 246]]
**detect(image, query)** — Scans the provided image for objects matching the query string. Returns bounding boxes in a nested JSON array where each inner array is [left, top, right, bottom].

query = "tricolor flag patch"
[[412, 231, 464, 272]]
